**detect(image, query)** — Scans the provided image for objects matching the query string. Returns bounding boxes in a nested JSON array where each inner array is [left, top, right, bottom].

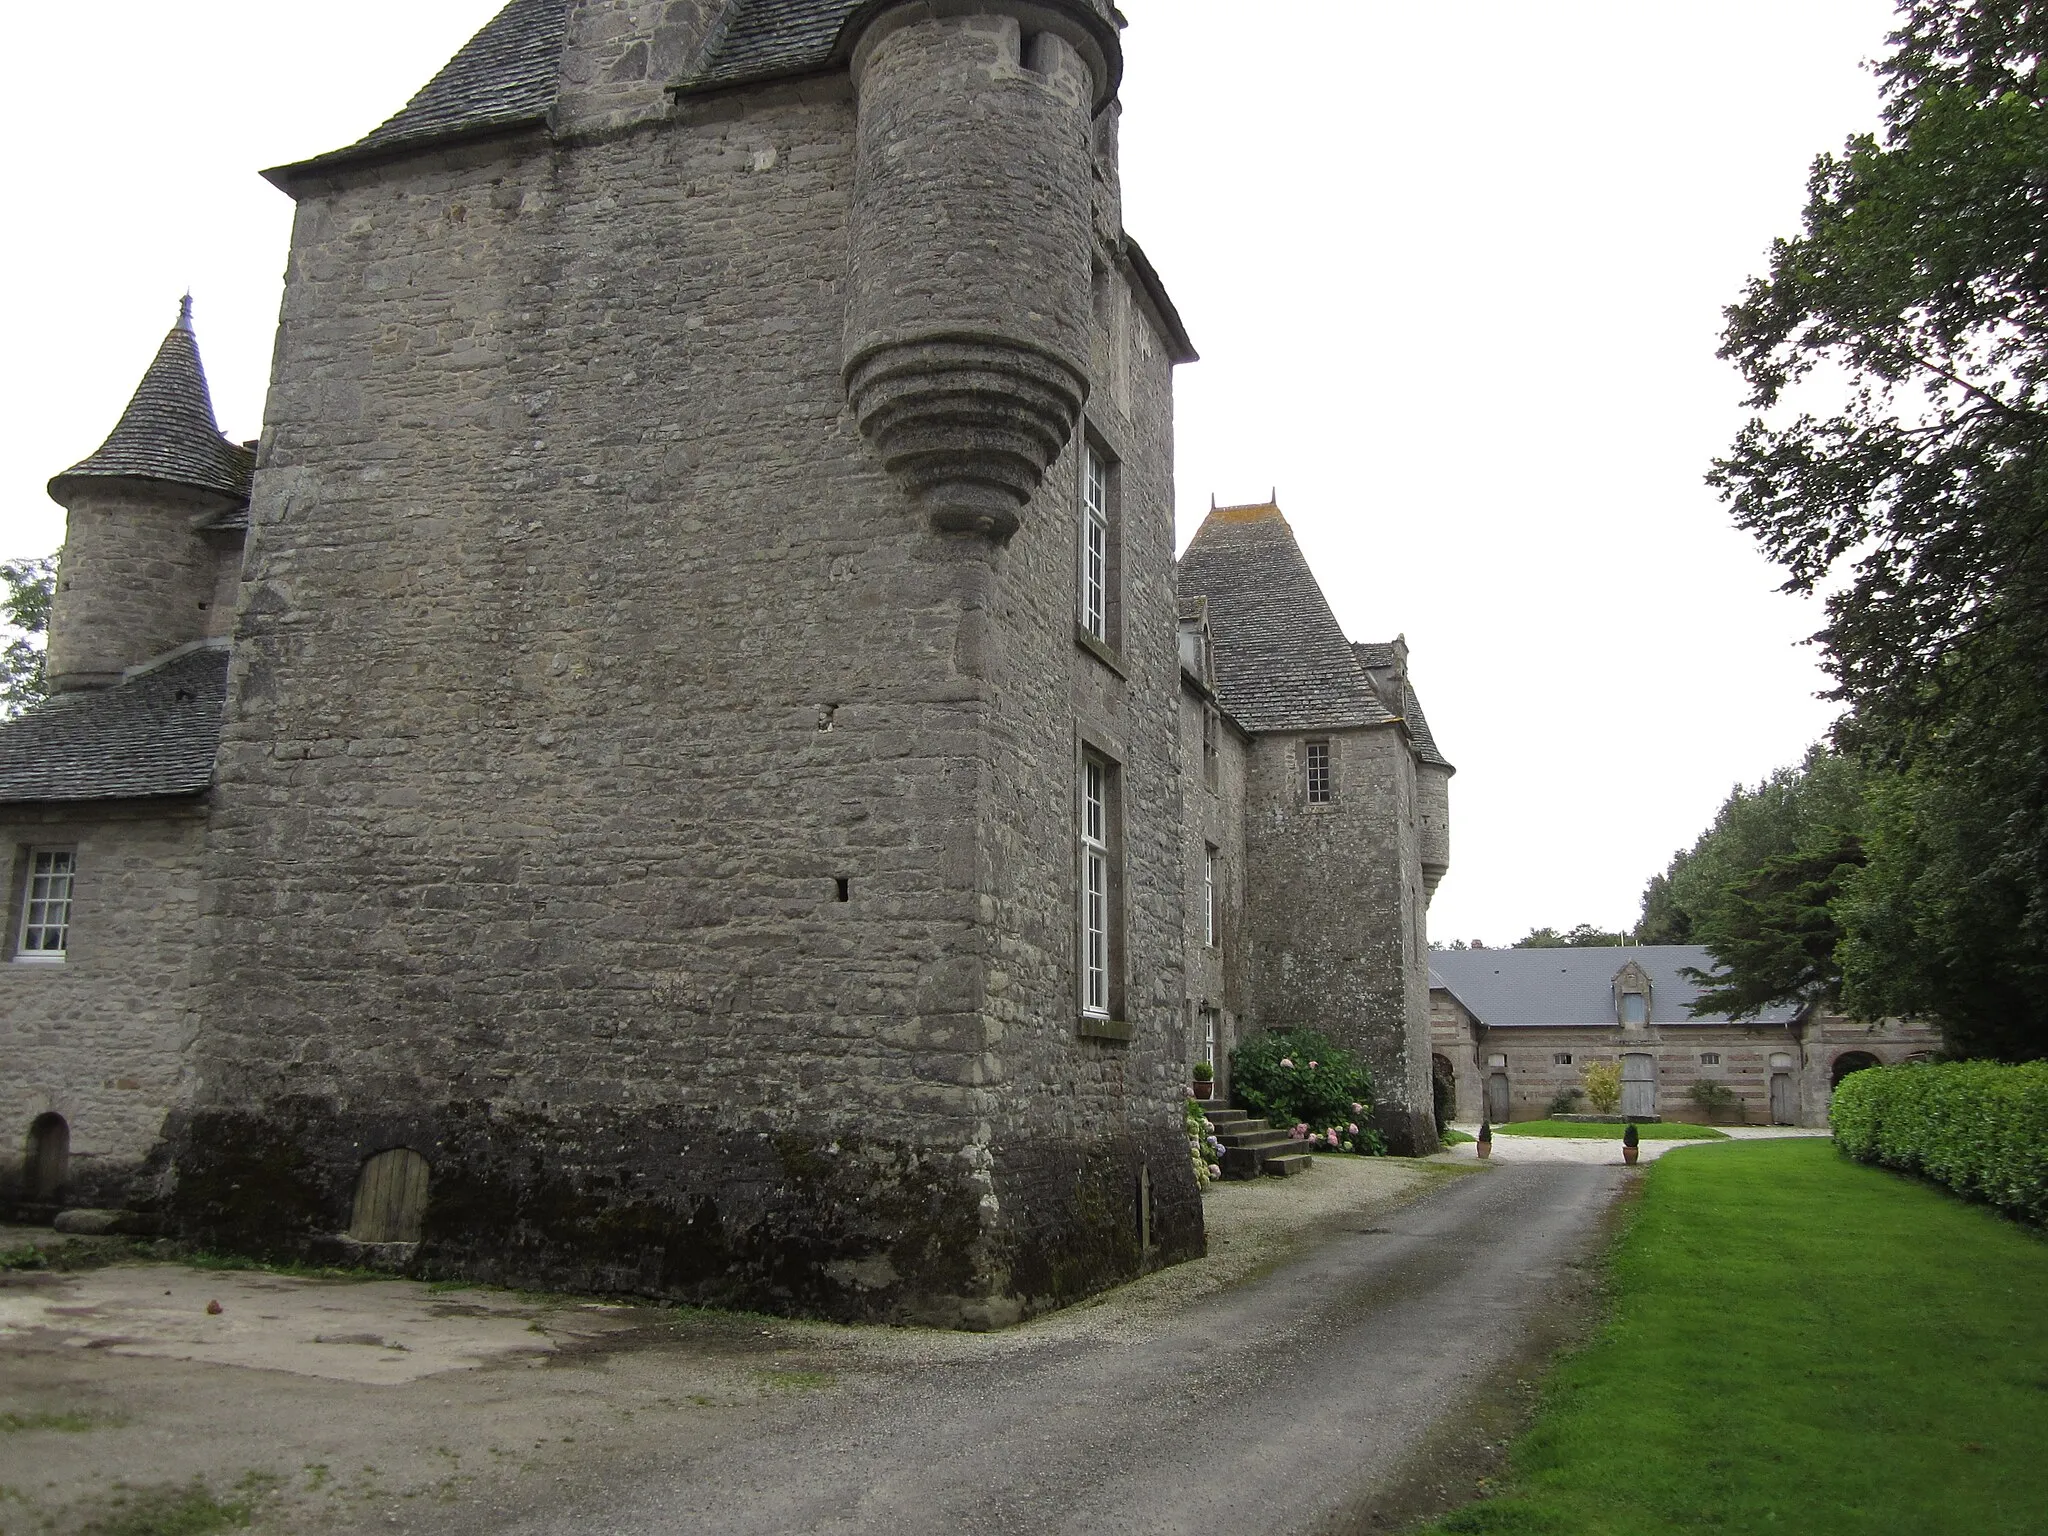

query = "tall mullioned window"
[[1080, 443, 1110, 642], [16, 848, 75, 960], [1305, 740, 1333, 804], [1204, 844, 1218, 947], [1081, 757, 1112, 1016]]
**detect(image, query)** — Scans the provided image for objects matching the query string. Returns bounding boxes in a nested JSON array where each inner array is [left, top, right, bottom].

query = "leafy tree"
[[1683, 829, 1868, 1016], [1709, 0, 2048, 1059], [0, 554, 56, 716], [1513, 924, 1630, 949]]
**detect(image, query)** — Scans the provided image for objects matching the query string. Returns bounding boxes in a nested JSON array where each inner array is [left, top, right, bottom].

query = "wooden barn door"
[[1621, 1053, 1657, 1117], [1770, 1072, 1795, 1126], [1486, 1073, 1510, 1123]]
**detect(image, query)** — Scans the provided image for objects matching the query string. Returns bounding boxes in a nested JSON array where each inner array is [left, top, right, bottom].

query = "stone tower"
[[44, 299, 252, 693], [164, 0, 1201, 1326]]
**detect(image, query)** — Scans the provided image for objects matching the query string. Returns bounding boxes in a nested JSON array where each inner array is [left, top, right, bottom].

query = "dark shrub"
[[1231, 1029, 1384, 1154], [1547, 1087, 1584, 1117], [1831, 1060, 2048, 1224]]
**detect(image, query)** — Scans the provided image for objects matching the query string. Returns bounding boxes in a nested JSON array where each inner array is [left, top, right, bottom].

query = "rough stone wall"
[[1427, 986, 1483, 1123], [553, 0, 718, 137], [45, 483, 240, 691], [1240, 726, 1433, 1151], [1180, 686, 1246, 1100], [176, 52, 1194, 1321], [1417, 761, 1450, 902], [0, 801, 206, 1211], [1798, 1012, 1943, 1126]]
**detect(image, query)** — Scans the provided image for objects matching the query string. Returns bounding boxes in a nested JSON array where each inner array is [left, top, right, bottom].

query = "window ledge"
[[1077, 1015, 1134, 1043], [1073, 626, 1127, 679], [10, 955, 66, 966]]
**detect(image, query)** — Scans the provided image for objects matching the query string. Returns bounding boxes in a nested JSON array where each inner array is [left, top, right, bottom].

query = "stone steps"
[[1193, 1105, 1315, 1180]]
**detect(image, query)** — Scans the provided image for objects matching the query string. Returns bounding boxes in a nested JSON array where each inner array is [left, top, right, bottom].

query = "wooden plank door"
[[1770, 1072, 1794, 1126], [347, 1148, 431, 1243], [1621, 1053, 1656, 1117], [1486, 1072, 1510, 1123]]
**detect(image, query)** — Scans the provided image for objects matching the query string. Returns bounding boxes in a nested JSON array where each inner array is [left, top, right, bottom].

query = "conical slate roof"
[[1176, 502, 1396, 735], [50, 298, 254, 505]]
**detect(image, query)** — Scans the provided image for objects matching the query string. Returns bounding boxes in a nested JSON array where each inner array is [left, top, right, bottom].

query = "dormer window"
[[1613, 961, 1651, 1028]]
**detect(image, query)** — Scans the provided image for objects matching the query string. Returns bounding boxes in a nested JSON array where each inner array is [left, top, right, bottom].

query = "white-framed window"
[[1203, 844, 1218, 948], [1200, 1007, 1218, 1068], [1080, 442, 1111, 642], [1305, 739, 1332, 804], [1553, 1052, 1573, 1066], [16, 848, 75, 961], [1700, 1052, 1722, 1066], [1081, 755, 1112, 1017]]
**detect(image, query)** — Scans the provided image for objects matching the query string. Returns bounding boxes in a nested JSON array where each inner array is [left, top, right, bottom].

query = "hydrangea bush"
[[1186, 1099, 1222, 1186], [1230, 1029, 1387, 1155]]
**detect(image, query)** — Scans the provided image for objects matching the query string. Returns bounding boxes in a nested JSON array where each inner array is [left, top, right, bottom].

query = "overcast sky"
[[0, 1, 1898, 945]]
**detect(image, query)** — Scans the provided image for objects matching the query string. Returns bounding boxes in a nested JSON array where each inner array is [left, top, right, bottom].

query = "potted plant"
[[1191, 1060, 1214, 1100], [1476, 1120, 1493, 1160], [1622, 1121, 1640, 1166]]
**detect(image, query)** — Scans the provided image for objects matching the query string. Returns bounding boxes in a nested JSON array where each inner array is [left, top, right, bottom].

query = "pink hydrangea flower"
[[1279, 1058, 1295, 1068], [1308, 1061, 1318, 1069], [1348, 1123, 1359, 1133], [1351, 1102, 1364, 1113]]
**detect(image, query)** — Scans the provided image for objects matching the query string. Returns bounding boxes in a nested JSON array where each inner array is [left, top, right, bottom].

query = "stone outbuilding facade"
[[1, 0, 1450, 1323], [1429, 945, 1939, 1129]]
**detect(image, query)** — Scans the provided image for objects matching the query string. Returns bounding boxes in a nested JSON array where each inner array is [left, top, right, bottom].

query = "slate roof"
[[685, 0, 1124, 95], [1429, 945, 1804, 1029], [330, 0, 570, 166], [50, 300, 253, 506], [1353, 642, 1452, 770], [0, 647, 230, 804], [1175, 503, 1396, 735]]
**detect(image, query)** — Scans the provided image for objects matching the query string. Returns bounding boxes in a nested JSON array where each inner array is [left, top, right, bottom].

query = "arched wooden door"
[[25, 1114, 68, 1200], [347, 1149, 431, 1243]]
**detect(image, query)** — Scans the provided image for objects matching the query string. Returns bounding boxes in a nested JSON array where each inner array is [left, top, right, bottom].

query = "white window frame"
[[1305, 739, 1333, 804], [1201, 1008, 1218, 1069], [1081, 756, 1111, 1018], [16, 848, 75, 962], [1080, 442, 1110, 642], [1203, 845, 1218, 948]]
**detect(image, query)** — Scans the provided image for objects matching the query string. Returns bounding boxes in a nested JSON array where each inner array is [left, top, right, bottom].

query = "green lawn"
[[1420, 1139, 2048, 1535], [1491, 1119, 1727, 1140]]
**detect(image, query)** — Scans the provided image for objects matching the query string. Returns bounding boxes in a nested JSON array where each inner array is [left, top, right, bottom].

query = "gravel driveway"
[[0, 1155, 1620, 1535]]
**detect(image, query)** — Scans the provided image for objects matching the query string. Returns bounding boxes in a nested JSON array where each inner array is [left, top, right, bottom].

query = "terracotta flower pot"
[[1623, 1143, 1640, 1166], [1192, 1081, 1212, 1100], [1476, 1139, 1492, 1160]]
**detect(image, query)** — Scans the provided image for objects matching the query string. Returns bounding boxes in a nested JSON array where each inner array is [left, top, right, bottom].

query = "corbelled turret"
[[842, 1, 1121, 539], [44, 299, 252, 692]]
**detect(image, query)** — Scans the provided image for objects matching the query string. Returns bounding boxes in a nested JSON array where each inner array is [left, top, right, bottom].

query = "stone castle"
[[0, 0, 1450, 1325]]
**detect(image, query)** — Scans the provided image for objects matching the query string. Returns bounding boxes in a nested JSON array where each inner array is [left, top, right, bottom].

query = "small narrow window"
[[1077, 439, 1120, 647], [1700, 1052, 1721, 1066], [16, 849, 75, 961], [1304, 740, 1332, 805], [1081, 756, 1113, 1017], [1200, 1008, 1218, 1069], [835, 877, 851, 903], [1203, 845, 1218, 948], [1201, 707, 1220, 791], [1553, 1052, 1573, 1066]]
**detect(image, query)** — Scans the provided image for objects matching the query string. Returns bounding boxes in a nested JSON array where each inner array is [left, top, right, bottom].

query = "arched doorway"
[[347, 1148, 431, 1244], [24, 1114, 69, 1201], [1832, 1051, 1882, 1089], [1431, 1053, 1457, 1128]]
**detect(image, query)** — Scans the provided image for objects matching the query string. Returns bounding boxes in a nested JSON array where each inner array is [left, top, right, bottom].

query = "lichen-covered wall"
[[174, 32, 1196, 1322], [1239, 726, 1434, 1152], [0, 801, 205, 1212]]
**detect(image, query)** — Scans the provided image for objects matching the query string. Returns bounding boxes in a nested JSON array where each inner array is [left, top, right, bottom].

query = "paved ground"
[[0, 1155, 1623, 1535]]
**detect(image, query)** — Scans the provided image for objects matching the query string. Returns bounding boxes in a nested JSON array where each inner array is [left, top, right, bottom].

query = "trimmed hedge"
[[1831, 1060, 2048, 1225]]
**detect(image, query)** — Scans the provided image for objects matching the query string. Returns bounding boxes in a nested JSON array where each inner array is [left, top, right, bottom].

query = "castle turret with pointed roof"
[[44, 298, 251, 693]]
